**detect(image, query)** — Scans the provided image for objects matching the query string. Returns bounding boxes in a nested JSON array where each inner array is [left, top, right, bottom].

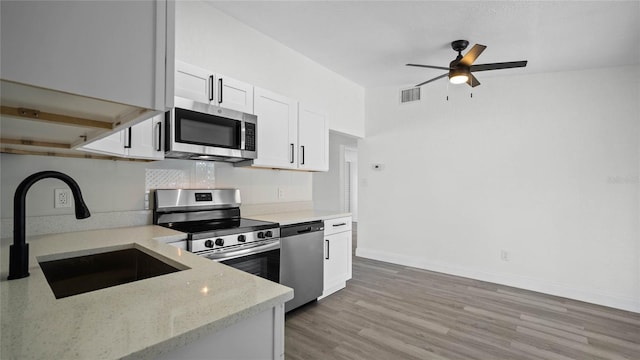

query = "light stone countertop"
[[247, 210, 352, 226], [0, 225, 293, 359]]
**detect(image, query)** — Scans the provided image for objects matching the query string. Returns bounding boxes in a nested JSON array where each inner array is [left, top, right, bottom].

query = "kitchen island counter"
[[0, 225, 293, 359]]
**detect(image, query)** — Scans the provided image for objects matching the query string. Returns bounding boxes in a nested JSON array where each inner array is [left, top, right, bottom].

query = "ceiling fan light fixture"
[[449, 67, 470, 84]]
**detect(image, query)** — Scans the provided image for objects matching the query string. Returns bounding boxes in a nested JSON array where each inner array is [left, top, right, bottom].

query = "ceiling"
[[208, 1, 640, 88]]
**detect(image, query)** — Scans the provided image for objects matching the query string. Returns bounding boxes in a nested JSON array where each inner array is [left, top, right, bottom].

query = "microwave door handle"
[[240, 121, 246, 151], [209, 75, 214, 102]]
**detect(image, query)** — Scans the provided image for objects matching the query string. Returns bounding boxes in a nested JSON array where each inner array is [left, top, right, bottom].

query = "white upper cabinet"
[[298, 105, 329, 171], [80, 115, 165, 160], [1, 0, 173, 112], [0, 0, 174, 157], [175, 61, 254, 114], [217, 75, 254, 114], [252, 87, 299, 169], [175, 61, 213, 104], [127, 115, 165, 160], [249, 88, 329, 171]]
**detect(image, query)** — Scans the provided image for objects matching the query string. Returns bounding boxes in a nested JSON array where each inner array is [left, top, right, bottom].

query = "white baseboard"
[[319, 282, 347, 300], [355, 247, 639, 313]]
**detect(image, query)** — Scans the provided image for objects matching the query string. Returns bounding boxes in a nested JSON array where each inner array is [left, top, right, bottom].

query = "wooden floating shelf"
[[0, 147, 151, 162], [0, 138, 71, 149], [0, 105, 113, 130]]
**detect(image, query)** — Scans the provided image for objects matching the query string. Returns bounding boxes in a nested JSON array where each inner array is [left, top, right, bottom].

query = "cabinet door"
[[217, 75, 254, 114], [252, 88, 298, 169], [79, 131, 124, 156], [127, 115, 165, 160], [1, 0, 170, 111], [175, 60, 213, 104], [298, 106, 328, 171], [323, 231, 351, 297]]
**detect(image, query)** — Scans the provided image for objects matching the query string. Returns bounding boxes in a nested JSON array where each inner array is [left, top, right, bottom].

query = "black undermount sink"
[[39, 247, 184, 299]]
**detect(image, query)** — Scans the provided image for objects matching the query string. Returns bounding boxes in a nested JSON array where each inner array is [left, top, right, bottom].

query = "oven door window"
[[175, 108, 241, 149], [220, 249, 280, 283]]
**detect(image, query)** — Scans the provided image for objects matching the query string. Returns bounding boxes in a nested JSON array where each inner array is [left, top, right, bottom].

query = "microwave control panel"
[[245, 123, 256, 151]]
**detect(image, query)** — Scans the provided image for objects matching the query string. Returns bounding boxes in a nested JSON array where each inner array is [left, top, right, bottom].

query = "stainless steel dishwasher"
[[280, 220, 324, 312]]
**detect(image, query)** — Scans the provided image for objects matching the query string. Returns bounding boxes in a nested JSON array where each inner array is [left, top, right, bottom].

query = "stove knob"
[[215, 238, 225, 246], [237, 235, 246, 242], [265, 231, 273, 238], [257, 232, 265, 239], [204, 240, 214, 248]]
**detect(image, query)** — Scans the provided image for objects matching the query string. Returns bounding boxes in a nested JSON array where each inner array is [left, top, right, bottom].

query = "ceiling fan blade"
[[459, 44, 487, 67], [415, 73, 448, 87], [406, 63, 451, 70], [471, 61, 528, 72], [467, 73, 480, 87]]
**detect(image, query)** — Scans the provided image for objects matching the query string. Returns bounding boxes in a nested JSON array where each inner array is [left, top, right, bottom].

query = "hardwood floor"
[[285, 224, 640, 360]]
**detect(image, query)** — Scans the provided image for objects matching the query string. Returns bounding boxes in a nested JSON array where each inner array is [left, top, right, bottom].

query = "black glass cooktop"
[[162, 218, 278, 239]]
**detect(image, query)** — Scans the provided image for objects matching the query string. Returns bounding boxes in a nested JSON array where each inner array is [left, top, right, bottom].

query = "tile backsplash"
[[1, 154, 313, 237]]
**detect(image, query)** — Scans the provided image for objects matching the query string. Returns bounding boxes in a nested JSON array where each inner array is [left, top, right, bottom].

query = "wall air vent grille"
[[400, 87, 421, 103]]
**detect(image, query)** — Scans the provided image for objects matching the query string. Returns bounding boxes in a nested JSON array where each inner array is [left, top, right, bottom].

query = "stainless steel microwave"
[[165, 97, 257, 162]]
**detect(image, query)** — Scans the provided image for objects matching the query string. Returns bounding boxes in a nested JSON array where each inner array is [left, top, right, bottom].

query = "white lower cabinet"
[[79, 115, 164, 160], [156, 304, 285, 360], [321, 216, 352, 299]]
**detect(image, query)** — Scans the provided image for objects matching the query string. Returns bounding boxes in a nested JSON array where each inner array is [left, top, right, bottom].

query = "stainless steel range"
[[153, 189, 280, 282]]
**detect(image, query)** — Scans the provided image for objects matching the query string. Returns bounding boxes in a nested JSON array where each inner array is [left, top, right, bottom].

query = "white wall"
[[215, 163, 311, 205], [0, 154, 213, 236], [175, 1, 365, 138], [313, 132, 358, 212], [357, 65, 640, 312]]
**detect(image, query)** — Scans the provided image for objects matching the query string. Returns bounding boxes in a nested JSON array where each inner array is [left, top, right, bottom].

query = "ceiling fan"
[[407, 40, 528, 87]]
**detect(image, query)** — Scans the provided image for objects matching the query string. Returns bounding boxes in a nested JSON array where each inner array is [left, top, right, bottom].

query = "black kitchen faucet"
[[8, 171, 91, 280]]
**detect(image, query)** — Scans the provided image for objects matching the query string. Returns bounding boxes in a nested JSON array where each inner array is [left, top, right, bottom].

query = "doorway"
[[343, 146, 358, 222]]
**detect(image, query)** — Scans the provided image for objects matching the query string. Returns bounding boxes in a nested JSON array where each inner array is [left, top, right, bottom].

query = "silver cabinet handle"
[[301, 145, 305, 165], [290, 143, 295, 163], [333, 223, 347, 227], [325, 239, 330, 260]]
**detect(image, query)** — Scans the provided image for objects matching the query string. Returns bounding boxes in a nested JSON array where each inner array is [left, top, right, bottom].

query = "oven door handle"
[[203, 240, 280, 262]]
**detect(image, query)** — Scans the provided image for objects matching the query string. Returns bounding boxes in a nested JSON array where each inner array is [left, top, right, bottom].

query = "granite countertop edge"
[[0, 225, 293, 359]]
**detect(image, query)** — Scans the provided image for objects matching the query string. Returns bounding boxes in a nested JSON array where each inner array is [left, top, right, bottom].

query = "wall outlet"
[[54, 189, 72, 208], [277, 187, 285, 199], [500, 250, 510, 262]]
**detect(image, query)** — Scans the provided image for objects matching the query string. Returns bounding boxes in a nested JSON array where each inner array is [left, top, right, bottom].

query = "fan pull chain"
[[446, 81, 450, 101]]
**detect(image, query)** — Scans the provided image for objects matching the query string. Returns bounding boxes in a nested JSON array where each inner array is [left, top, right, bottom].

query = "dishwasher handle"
[[280, 220, 324, 237], [297, 227, 312, 234]]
